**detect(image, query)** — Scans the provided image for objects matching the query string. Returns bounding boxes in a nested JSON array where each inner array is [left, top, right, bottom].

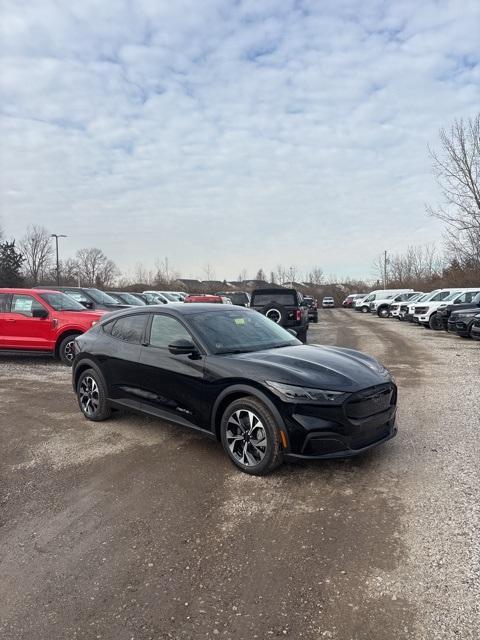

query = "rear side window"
[[149, 314, 192, 348], [110, 314, 147, 344], [253, 293, 296, 306]]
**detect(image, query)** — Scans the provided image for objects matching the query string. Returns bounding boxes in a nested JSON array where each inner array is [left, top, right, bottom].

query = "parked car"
[[437, 290, 480, 331], [302, 296, 318, 322], [354, 290, 411, 313], [322, 296, 335, 308], [184, 294, 232, 304], [413, 288, 474, 329], [343, 294, 367, 308], [371, 291, 419, 318], [72, 304, 397, 475], [216, 291, 251, 307], [390, 293, 424, 320], [470, 314, 480, 340], [38, 286, 128, 312], [107, 291, 147, 306], [447, 300, 480, 338], [143, 290, 176, 303], [0, 288, 103, 365], [250, 288, 309, 343], [402, 291, 440, 322]]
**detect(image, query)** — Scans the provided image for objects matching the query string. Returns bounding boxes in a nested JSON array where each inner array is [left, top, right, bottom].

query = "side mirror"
[[168, 339, 198, 356], [32, 307, 48, 319], [81, 300, 94, 309]]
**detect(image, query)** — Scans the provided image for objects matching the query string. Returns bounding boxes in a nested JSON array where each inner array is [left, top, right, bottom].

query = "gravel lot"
[[0, 309, 478, 640]]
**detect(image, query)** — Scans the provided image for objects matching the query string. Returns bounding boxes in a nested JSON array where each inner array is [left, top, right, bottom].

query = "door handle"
[[6, 319, 16, 322]]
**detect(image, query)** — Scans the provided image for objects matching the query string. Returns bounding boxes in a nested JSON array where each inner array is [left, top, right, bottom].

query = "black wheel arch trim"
[[211, 383, 288, 448], [72, 357, 107, 392]]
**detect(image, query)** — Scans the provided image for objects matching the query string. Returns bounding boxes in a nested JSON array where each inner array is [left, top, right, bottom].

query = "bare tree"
[[20, 225, 53, 284], [306, 266, 324, 285], [76, 247, 119, 288], [427, 114, 480, 268], [255, 268, 266, 281], [203, 263, 216, 281]]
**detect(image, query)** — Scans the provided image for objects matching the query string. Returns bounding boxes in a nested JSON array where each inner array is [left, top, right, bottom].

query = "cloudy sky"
[[1, 0, 479, 281]]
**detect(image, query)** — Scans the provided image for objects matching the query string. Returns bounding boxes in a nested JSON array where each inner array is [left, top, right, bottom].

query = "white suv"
[[390, 292, 424, 319], [413, 289, 470, 329], [355, 289, 412, 314]]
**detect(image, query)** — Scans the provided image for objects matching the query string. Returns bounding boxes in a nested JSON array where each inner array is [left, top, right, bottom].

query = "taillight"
[[296, 309, 301, 322]]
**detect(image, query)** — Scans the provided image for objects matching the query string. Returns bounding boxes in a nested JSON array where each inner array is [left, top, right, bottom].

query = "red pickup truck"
[[0, 288, 104, 365]]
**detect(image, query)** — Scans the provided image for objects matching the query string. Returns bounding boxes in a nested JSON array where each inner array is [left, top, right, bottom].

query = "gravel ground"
[[0, 309, 478, 640]]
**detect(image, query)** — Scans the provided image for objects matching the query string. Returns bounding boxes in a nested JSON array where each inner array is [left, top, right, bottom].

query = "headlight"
[[265, 381, 349, 404]]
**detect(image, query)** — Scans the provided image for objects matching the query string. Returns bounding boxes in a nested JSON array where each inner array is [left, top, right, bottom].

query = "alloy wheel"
[[79, 376, 100, 416], [63, 340, 75, 363], [226, 409, 268, 467]]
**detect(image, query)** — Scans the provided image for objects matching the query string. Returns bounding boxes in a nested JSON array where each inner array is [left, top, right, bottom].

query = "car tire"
[[377, 306, 389, 318], [361, 306, 369, 313], [429, 313, 440, 330], [76, 368, 111, 422], [58, 333, 79, 367], [220, 397, 284, 475], [262, 303, 287, 325]]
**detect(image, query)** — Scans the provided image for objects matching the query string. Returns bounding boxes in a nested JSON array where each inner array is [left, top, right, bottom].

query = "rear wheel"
[[377, 306, 389, 318], [220, 397, 284, 475], [76, 368, 111, 421], [296, 327, 307, 343]]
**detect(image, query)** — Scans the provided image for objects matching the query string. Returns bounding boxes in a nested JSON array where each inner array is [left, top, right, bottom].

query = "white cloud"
[[1, 0, 479, 280]]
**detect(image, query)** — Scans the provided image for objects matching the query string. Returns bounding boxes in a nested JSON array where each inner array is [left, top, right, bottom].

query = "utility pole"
[[384, 250, 388, 289], [51, 234, 67, 285]]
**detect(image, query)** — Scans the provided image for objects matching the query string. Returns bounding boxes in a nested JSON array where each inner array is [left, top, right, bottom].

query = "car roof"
[[251, 288, 296, 294], [0, 287, 61, 294], [98, 302, 252, 320]]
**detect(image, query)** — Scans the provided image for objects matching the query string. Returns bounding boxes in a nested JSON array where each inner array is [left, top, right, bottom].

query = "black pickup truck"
[[250, 288, 309, 342]]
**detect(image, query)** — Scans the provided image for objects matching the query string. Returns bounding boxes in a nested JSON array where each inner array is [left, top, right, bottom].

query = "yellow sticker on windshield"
[[234, 318, 245, 325]]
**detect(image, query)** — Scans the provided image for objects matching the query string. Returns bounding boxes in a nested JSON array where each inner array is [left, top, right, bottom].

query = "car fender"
[[72, 356, 107, 393], [211, 383, 288, 445]]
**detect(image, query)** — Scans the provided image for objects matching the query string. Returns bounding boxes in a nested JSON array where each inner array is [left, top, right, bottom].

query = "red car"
[[0, 288, 104, 365], [184, 294, 231, 304]]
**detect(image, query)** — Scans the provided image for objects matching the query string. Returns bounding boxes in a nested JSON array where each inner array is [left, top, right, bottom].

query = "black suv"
[[437, 291, 480, 331], [250, 288, 309, 342], [303, 296, 318, 323], [38, 286, 128, 311]]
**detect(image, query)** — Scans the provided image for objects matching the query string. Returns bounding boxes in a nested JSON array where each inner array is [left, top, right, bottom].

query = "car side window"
[[0, 293, 8, 312], [149, 314, 192, 349], [65, 289, 90, 305], [11, 294, 45, 317], [110, 314, 147, 344]]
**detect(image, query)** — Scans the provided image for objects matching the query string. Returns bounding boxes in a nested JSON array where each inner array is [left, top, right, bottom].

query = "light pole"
[[51, 234, 67, 285]]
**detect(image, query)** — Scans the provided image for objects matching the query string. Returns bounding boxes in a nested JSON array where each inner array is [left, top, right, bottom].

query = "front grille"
[[415, 306, 428, 314], [390, 304, 398, 310], [346, 384, 394, 419], [400, 304, 408, 312]]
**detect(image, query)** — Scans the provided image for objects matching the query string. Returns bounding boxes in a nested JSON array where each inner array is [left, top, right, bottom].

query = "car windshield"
[[39, 291, 87, 312], [120, 292, 146, 305], [443, 291, 463, 301], [189, 309, 299, 354], [86, 288, 122, 305]]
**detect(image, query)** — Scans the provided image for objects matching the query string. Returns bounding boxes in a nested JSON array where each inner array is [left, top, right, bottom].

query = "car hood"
[[450, 304, 480, 318], [220, 344, 392, 392]]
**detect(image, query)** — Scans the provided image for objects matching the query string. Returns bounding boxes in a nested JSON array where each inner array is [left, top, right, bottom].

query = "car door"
[[137, 313, 207, 428], [2, 293, 53, 350], [101, 313, 149, 401]]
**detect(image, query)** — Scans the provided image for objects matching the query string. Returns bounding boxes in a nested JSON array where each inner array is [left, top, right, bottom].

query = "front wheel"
[[220, 397, 284, 475], [361, 306, 369, 313], [76, 368, 111, 421], [429, 313, 441, 330], [58, 334, 79, 366], [377, 306, 389, 318]]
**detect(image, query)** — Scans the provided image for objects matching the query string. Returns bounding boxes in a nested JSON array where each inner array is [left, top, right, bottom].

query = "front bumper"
[[280, 382, 398, 460], [471, 322, 480, 340]]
